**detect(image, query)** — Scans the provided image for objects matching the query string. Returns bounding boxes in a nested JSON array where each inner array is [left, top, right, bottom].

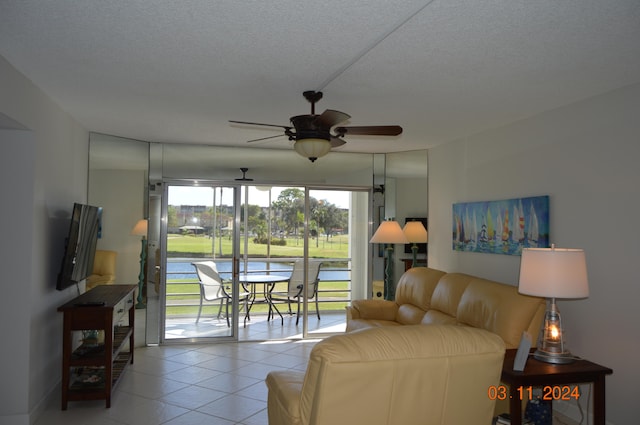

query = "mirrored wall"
[[89, 133, 427, 344]]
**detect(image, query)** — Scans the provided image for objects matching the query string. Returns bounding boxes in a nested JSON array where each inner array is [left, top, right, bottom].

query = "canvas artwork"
[[452, 195, 549, 256]]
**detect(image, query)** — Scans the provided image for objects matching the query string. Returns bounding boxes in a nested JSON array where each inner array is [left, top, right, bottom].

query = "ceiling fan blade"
[[335, 125, 403, 136], [315, 109, 351, 128], [247, 134, 286, 143], [330, 136, 346, 148], [229, 120, 291, 130]]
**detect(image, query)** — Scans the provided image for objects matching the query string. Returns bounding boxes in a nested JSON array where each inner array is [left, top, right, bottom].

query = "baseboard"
[[0, 413, 29, 425], [0, 384, 56, 425], [28, 381, 60, 425]]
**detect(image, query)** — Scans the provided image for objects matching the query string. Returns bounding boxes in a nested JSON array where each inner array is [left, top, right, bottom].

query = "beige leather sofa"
[[266, 325, 506, 425], [86, 250, 117, 290], [346, 267, 545, 349]]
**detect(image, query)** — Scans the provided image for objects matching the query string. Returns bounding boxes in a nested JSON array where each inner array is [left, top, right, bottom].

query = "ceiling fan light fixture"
[[294, 138, 332, 162], [231, 91, 402, 158]]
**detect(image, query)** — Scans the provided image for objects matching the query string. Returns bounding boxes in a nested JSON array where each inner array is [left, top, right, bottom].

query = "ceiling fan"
[[230, 91, 402, 162]]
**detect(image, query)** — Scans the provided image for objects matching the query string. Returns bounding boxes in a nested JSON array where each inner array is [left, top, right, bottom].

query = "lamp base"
[[135, 238, 147, 309], [384, 245, 395, 300], [532, 348, 576, 364], [411, 244, 419, 268]]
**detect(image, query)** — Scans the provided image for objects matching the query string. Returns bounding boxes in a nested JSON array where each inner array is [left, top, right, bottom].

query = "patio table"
[[239, 274, 289, 326]]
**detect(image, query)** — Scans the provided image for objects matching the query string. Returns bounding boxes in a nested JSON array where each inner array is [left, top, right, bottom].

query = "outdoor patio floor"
[[161, 310, 347, 343]]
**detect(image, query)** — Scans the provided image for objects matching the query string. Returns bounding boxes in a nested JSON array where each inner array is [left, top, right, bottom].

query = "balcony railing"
[[164, 258, 351, 318]]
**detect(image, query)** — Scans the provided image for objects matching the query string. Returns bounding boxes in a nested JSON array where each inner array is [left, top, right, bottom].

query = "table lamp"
[[370, 219, 408, 300], [402, 221, 428, 268], [131, 219, 148, 309], [518, 245, 589, 364]]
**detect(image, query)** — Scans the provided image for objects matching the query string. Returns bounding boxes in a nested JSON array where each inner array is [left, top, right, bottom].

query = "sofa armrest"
[[266, 371, 305, 425], [86, 274, 116, 290], [348, 299, 398, 321]]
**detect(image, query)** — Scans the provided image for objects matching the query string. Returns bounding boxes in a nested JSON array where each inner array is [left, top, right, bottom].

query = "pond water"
[[166, 259, 349, 281]]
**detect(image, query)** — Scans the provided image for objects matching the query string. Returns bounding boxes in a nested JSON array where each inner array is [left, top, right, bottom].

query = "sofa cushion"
[[396, 304, 427, 325], [456, 278, 546, 348], [429, 273, 474, 317], [421, 309, 459, 325], [393, 267, 446, 325], [346, 318, 402, 331], [394, 267, 445, 311]]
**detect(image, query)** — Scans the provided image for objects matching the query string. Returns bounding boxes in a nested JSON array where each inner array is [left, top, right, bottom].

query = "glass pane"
[[306, 188, 368, 337], [164, 184, 237, 340]]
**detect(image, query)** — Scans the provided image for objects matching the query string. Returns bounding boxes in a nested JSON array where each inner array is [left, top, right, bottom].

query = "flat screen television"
[[56, 203, 102, 291]]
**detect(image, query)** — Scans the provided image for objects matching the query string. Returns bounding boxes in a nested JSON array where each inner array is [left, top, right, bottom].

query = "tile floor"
[[35, 311, 345, 425]]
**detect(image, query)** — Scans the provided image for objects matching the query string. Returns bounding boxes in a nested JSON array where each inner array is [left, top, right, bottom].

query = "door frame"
[[159, 180, 243, 344], [153, 180, 369, 344]]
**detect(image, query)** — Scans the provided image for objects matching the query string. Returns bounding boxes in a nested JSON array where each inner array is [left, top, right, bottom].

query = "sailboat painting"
[[452, 195, 549, 256]]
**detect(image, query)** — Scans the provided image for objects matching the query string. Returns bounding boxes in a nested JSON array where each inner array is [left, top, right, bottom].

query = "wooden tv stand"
[[57, 284, 136, 409]]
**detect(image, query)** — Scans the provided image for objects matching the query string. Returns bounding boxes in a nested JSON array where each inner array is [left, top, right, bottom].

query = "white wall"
[[0, 55, 89, 424], [0, 130, 35, 424], [428, 82, 640, 425]]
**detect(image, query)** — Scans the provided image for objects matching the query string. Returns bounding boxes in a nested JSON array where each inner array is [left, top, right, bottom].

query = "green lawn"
[[167, 233, 349, 258]]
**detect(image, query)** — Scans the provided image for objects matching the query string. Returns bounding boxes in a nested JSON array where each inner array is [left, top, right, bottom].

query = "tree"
[[313, 200, 346, 241], [167, 205, 178, 227], [272, 188, 305, 237]]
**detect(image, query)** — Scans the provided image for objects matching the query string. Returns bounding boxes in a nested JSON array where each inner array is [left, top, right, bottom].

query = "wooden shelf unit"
[[57, 284, 136, 410]]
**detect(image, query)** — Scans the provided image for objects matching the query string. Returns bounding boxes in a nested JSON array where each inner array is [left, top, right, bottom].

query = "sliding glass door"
[[162, 183, 241, 342], [159, 180, 369, 342], [239, 185, 368, 338]]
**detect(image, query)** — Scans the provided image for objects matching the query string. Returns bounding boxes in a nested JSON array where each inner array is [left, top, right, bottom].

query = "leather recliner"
[[266, 325, 506, 425]]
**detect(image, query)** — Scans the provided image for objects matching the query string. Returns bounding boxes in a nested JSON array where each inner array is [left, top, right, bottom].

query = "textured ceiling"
[[1, 0, 639, 154]]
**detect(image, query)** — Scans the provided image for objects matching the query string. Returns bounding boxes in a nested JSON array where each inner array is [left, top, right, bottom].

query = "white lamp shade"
[[294, 138, 332, 161], [370, 220, 409, 244], [518, 247, 589, 299], [403, 221, 428, 243], [131, 219, 148, 236]]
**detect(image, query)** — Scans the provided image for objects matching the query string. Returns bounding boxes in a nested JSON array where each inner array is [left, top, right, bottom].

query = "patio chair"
[[192, 261, 249, 327], [269, 259, 322, 325]]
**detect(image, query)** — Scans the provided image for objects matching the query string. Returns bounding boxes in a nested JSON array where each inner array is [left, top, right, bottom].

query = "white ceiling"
[[1, 0, 639, 155]]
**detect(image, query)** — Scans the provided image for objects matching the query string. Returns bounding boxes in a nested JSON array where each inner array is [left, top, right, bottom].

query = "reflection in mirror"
[[371, 153, 386, 293], [146, 143, 163, 345], [89, 132, 427, 339], [385, 149, 429, 284], [91, 136, 378, 341], [88, 133, 150, 343]]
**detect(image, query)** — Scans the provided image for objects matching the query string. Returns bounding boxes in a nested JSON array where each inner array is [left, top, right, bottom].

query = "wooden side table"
[[58, 285, 136, 409], [499, 348, 613, 425]]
